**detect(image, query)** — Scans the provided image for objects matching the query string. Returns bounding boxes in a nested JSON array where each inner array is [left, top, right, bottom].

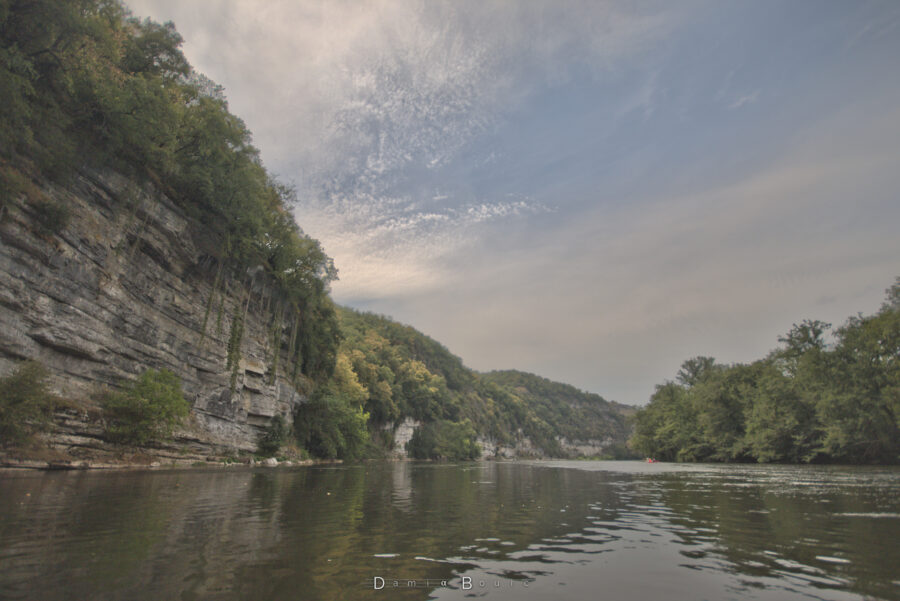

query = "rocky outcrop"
[[476, 435, 544, 460], [555, 437, 615, 458], [0, 169, 304, 457], [475, 435, 615, 460], [387, 421, 615, 460], [385, 417, 420, 457]]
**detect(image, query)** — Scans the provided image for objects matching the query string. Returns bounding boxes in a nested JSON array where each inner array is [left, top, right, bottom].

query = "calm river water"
[[1, 461, 898, 600]]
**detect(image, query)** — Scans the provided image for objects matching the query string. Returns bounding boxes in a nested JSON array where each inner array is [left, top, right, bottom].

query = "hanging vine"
[[199, 261, 223, 347], [113, 186, 142, 256], [287, 313, 299, 366], [227, 279, 255, 392], [262, 284, 273, 318], [125, 207, 154, 265], [215, 291, 225, 336], [291, 310, 304, 386], [226, 306, 244, 392], [215, 236, 234, 339], [269, 303, 285, 385]]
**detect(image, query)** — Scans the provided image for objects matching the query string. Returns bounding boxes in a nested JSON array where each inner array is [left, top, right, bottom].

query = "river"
[[1, 461, 898, 600]]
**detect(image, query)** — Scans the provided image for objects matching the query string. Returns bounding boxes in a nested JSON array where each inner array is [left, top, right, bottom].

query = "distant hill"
[[481, 369, 631, 446], [335, 307, 634, 459]]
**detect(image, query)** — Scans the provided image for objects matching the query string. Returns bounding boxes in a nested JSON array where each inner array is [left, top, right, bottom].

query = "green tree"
[[101, 369, 189, 445], [630, 381, 698, 461], [816, 295, 899, 463], [676, 356, 718, 387], [257, 414, 290, 457], [293, 394, 369, 461], [776, 319, 831, 376], [406, 420, 481, 461], [0, 361, 57, 447], [293, 355, 369, 460], [743, 361, 816, 463]]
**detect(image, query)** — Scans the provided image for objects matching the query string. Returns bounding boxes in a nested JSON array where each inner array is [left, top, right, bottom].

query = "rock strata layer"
[[0, 170, 303, 458]]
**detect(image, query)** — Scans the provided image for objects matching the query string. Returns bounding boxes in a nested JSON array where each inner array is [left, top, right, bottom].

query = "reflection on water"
[[1, 461, 898, 601]]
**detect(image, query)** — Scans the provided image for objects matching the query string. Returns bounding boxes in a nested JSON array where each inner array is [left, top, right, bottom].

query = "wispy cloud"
[[843, 7, 900, 51], [137, 1, 675, 300], [311, 194, 555, 298], [728, 89, 760, 109]]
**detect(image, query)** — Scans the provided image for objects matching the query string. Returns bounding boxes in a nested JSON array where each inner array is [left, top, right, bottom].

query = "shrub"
[[407, 419, 481, 461], [0, 361, 57, 447], [293, 392, 369, 461], [406, 422, 438, 459], [101, 369, 189, 445], [0, 164, 28, 209], [257, 414, 291, 457], [31, 196, 71, 235]]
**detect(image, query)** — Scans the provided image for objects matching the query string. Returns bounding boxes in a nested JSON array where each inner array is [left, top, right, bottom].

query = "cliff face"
[[0, 170, 303, 458]]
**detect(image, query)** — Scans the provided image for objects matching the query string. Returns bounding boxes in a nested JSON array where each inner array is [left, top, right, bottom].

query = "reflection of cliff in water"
[[0, 469, 290, 600], [391, 461, 413, 512]]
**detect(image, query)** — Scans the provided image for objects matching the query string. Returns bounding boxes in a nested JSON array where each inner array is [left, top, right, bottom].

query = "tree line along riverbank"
[[631, 279, 899, 464]]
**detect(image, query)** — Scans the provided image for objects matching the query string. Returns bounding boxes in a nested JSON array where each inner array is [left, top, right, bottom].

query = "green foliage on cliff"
[[631, 278, 900, 464], [101, 369, 189, 445], [338, 309, 460, 426], [0, 0, 340, 385], [31, 196, 71, 235], [293, 395, 369, 461], [0, 361, 57, 447], [293, 351, 369, 460]]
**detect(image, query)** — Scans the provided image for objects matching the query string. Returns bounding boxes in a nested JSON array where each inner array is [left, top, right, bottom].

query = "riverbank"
[[0, 456, 334, 472], [0, 437, 337, 472]]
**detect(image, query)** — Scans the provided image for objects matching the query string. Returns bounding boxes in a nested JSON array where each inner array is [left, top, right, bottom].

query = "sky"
[[127, 0, 900, 405]]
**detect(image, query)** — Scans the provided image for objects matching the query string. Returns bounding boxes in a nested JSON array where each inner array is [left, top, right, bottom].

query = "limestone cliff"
[[0, 169, 304, 459]]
